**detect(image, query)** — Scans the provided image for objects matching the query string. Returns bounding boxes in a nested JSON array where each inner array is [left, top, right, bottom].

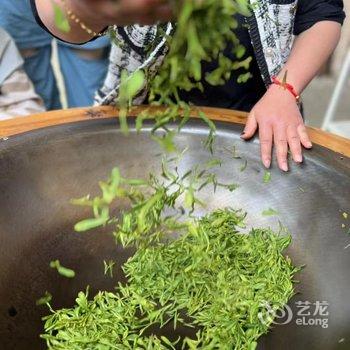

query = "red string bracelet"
[[271, 76, 300, 103]]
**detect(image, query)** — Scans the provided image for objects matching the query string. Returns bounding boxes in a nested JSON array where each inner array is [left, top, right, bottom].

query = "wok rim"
[[0, 105, 349, 158]]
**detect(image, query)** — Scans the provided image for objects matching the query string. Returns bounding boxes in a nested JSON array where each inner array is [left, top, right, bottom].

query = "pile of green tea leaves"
[[41, 163, 299, 350], [42, 215, 297, 349]]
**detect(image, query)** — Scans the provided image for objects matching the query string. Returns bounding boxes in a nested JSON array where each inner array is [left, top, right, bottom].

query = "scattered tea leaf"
[[36, 291, 52, 306], [263, 171, 271, 183], [103, 260, 116, 278], [74, 217, 108, 232], [262, 208, 279, 217], [50, 260, 75, 278], [205, 158, 222, 168], [240, 159, 248, 172]]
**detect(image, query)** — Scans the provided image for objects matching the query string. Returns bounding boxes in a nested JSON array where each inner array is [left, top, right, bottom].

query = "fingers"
[[241, 112, 258, 140], [259, 124, 273, 168], [297, 124, 313, 149], [242, 114, 311, 171], [274, 125, 289, 172], [287, 124, 303, 163]]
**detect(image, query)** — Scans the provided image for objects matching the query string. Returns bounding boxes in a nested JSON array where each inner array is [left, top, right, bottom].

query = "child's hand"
[[241, 85, 313, 172]]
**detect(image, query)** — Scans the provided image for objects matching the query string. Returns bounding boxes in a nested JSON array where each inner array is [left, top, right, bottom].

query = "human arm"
[[0, 69, 45, 120], [242, 20, 342, 171], [241, 0, 345, 171], [33, 0, 173, 44]]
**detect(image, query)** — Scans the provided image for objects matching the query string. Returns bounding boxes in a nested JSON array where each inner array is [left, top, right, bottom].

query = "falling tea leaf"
[[52, 2, 70, 33], [103, 260, 116, 278], [50, 260, 75, 278], [36, 291, 52, 306]]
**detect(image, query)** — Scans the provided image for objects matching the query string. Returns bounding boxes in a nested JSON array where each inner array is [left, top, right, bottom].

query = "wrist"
[[267, 83, 300, 105], [270, 75, 301, 105], [275, 70, 306, 96]]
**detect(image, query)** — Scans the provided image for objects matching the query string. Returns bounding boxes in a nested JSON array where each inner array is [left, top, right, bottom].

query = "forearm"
[[34, 0, 105, 43], [34, 0, 173, 44], [277, 21, 342, 94]]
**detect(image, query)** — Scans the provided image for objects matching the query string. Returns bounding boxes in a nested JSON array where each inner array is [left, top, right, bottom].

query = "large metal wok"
[[0, 106, 349, 350]]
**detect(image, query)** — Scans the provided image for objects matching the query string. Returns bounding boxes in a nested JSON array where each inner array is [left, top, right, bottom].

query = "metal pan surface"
[[0, 116, 349, 350]]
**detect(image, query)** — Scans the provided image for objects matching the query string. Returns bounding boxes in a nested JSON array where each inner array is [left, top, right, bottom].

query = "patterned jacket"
[[95, 0, 343, 105]]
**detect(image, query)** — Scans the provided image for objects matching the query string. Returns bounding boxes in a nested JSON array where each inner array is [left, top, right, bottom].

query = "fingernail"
[[295, 155, 303, 163], [240, 132, 246, 137], [263, 158, 271, 168], [306, 142, 313, 148], [281, 163, 288, 172]]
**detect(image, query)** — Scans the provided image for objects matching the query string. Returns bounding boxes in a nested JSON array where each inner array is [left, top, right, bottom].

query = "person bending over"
[[32, 0, 345, 171]]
